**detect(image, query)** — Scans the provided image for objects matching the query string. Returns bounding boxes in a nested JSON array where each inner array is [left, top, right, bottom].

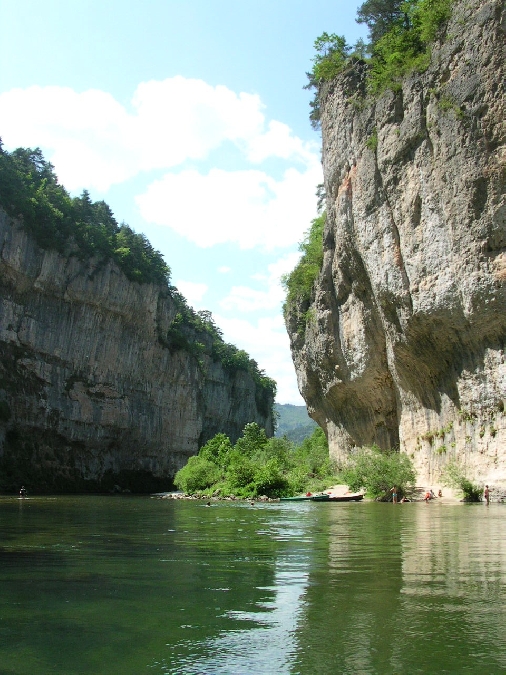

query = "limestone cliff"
[[286, 0, 505, 484], [0, 210, 274, 492]]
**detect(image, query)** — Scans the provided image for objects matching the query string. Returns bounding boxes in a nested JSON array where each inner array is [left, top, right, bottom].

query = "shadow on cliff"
[[0, 430, 176, 495]]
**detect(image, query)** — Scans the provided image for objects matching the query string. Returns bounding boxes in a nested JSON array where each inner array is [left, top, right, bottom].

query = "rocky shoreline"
[[153, 483, 506, 504]]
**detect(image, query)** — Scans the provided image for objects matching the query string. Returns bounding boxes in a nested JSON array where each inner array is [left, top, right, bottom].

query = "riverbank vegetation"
[[0, 143, 276, 412], [340, 446, 416, 500], [442, 461, 482, 502], [174, 422, 417, 500], [305, 0, 455, 127], [175, 423, 334, 498]]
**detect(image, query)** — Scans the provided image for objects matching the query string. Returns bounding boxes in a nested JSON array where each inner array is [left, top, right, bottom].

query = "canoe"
[[325, 494, 364, 502], [280, 495, 319, 501], [280, 493, 364, 502]]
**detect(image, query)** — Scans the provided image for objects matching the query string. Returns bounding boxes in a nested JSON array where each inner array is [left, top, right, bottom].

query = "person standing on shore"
[[390, 486, 398, 504], [484, 485, 490, 505]]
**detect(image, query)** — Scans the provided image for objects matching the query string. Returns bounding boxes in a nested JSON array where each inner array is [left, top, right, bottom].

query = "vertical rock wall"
[[286, 0, 505, 484], [0, 211, 274, 491]]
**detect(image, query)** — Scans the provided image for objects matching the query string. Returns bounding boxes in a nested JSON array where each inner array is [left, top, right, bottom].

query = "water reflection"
[[394, 504, 506, 673], [293, 502, 506, 674], [155, 502, 315, 674], [1, 497, 505, 674]]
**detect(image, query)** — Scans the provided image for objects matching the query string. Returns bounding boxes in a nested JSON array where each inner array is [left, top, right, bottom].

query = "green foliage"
[[252, 458, 290, 497], [282, 212, 325, 331], [367, 0, 454, 93], [311, 33, 352, 83], [174, 424, 337, 499], [199, 433, 234, 468], [441, 461, 482, 502], [357, 0, 408, 43], [235, 422, 268, 456], [304, 35, 363, 130], [340, 445, 416, 500], [304, 0, 455, 121], [415, 0, 454, 43], [173, 455, 223, 494], [366, 128, 379, 152], [368, 20, 426, 93], [0, 143, 171, 285]]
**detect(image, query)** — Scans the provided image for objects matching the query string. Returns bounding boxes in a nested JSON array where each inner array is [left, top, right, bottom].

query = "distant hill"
[[275, 404, 318, 444]]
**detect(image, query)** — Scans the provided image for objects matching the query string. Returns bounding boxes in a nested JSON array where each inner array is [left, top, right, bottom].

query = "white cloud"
[[218, 266, 231, 274], [220, 252, 301, 313], [176, 280, 208, 306], [214, 313, 304, 405], [265, 251, 303, 282], [247, 120, 317, 164], [220, 285, 283, 312], [136, 164, 321, 250], [0, 78, 318, 193]]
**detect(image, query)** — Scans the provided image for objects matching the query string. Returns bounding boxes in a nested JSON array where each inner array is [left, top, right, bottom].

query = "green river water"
[[0, 495, 505, 674]]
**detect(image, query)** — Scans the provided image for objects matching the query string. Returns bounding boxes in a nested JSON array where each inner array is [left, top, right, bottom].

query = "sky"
[[0, 0, 367, 404]]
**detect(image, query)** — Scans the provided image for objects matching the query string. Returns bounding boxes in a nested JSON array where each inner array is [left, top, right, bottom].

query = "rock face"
[[0, 211, 274, 492], [286, 0, 505, 484]]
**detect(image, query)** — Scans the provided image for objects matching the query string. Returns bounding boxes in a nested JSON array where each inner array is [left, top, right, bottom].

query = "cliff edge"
[[286, 0, 505, 484], [0, 210, 274, 492]]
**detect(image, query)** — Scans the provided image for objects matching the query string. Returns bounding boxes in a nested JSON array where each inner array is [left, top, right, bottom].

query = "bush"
[[173, 424, 339, 499], [441, 461, 482, 502], [235, 422, 268, 456], [173, 455, 222, 494], [252, 459, 290, 497], [340, 446, 416, 500], [199, 433, 234, 468]]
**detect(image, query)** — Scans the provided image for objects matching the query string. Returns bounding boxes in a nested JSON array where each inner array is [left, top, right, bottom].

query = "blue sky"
[[0, 0, 366, 404]]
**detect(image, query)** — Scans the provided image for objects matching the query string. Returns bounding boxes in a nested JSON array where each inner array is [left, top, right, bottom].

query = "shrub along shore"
[[168, 422, 492, 503]]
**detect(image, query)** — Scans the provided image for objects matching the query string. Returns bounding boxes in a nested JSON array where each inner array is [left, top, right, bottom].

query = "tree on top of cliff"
[[356, 0, 408, 43], [0, 143, 171, 285], [305, 0, 455, 116]]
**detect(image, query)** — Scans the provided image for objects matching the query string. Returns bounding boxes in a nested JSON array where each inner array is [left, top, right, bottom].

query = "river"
[[1, 495, 505, 674]]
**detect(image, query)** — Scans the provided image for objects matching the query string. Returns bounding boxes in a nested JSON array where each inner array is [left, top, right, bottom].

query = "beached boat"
[[324, 493, 364, 502], [280, 493, 364, 502], [280, 494, 321, 502]]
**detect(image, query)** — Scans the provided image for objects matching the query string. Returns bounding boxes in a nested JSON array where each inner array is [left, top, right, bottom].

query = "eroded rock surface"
[[0, 211, 274, 491], [286, 0, 505, 484]]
